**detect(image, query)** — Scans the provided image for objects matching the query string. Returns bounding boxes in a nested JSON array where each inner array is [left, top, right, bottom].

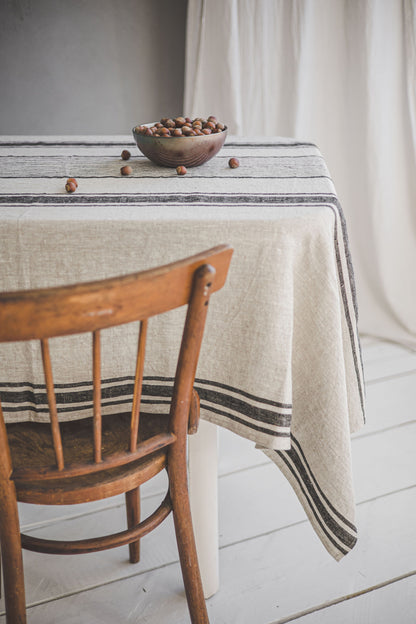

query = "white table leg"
[[188, 419, 219, 599]]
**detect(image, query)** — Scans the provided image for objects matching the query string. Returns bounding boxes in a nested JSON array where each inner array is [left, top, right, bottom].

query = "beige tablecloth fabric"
[[0, 135, 365, 560]]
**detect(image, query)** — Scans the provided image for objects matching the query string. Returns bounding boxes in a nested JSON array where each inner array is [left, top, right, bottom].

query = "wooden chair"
[[0, 244, 233, 624]]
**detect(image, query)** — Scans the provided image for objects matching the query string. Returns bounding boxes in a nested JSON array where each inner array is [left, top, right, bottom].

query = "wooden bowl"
[[132, 124, 228, 168]]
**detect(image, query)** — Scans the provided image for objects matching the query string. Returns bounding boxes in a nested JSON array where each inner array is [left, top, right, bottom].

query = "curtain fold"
[[185, 0, 416, 348]]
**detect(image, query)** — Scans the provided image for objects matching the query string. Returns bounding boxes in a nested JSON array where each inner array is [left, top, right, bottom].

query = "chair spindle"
[[40, 338, 64, 470], [92, 330, 102, 463], [130, 319, 148, 452]]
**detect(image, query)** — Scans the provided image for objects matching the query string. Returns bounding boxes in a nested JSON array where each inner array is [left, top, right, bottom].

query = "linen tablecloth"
[[0, 135, 365, 561]]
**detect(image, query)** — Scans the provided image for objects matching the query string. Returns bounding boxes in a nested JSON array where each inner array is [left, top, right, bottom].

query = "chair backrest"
[[0, 245, 233, 481]]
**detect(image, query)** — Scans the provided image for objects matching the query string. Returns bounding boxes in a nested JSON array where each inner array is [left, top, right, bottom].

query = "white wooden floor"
[[1, 336, 415, 623]]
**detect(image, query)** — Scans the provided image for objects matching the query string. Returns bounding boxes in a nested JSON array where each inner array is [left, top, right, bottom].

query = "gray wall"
[[0, 0, 187, 135]]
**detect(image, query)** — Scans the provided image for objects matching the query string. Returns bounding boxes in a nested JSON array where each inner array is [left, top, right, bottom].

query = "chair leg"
[[0, 485, 26, 624], [169, 458, 209, 624], [125, 487, 140, 563]]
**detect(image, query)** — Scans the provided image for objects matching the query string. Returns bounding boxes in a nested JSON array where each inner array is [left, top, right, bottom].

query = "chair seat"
[[6, 412, 171, 505]]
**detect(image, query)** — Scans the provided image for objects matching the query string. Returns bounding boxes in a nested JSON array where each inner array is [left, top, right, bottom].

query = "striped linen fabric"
[[0, 135, 365, 560]]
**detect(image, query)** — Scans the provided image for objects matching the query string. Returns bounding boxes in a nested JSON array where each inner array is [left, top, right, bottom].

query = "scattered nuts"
[[121, 149, 131, 160], [228, 157, 240, 169], [176, 165, 187, 175], [121, 165, 133, 176], [65, 180, 77, 193]]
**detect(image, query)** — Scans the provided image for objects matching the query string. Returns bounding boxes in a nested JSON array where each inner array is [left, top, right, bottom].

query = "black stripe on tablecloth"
[[195, 390, 290, 425], [0, 375, 133, 389], [290, 435, 356, 531], [199, 403, 290, 438], [3, 398, 173, 414], [0, 175, 333, 181], [0, 140, 317, 148], [0, 376, 291, 438], [0, 141, 138, 147], [195, 377, 292, 409], [0, 153, 324, 160], [0, 192, 333, 205], [194, 389, 290, 428], [275, 436, 358, 555], [326, 200, 365, 415]]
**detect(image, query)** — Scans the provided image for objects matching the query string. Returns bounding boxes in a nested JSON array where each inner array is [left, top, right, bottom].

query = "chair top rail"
[[0, 245, 233, 342]]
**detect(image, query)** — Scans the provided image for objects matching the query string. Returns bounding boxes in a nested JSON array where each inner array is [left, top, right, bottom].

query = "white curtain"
[[185, 0, 416, 349]]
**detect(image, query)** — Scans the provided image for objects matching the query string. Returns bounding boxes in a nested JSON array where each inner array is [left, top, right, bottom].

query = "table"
[[0, 135, 365, 597]]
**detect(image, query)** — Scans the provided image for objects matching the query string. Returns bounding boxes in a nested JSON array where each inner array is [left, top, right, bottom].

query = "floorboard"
[[285, 572, 416, 624]]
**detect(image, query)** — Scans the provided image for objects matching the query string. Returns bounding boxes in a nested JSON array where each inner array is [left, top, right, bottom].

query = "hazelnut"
[[121, 149, 131, 160], [134, 115, 226, 140], [228, 157, 240, 169], [66, 177, 78, 188], [65, 180, 77, 193], [121, 165, 133, 176], [173, 128, 183, 136], [176, 165, 187, 175]]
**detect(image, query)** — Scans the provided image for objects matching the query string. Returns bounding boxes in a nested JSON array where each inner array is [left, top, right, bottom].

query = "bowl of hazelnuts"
[[132, 116, 227, 168]]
